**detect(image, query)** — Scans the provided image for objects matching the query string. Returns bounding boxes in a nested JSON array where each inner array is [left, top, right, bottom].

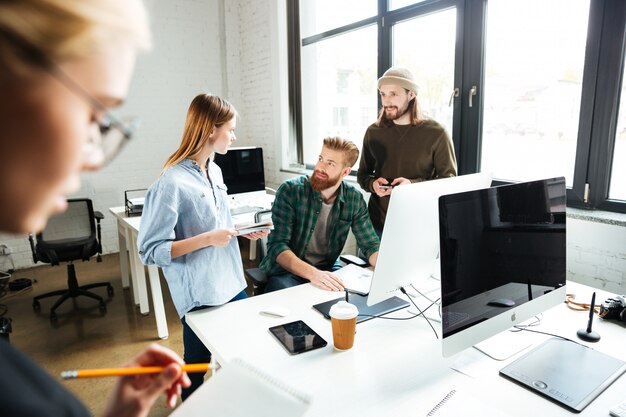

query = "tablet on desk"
[[269, 320, 327, 355]]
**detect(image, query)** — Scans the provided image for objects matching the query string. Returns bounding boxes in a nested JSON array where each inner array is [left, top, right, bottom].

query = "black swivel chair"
[[245, 209, 272, 295], [28, 198, 113, 321]]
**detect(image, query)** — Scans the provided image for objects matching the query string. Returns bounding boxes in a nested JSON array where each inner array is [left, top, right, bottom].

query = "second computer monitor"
[[213, 146, 265, 195], [366, 172, 493, 306], [438, 177, 567, 357]]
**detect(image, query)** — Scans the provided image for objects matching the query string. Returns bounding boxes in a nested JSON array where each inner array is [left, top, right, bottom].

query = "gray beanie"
[[377, 66, 419, 93]]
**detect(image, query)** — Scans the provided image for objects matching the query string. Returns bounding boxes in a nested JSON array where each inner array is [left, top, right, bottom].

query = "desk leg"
[[117, 221, 130, 289], [129, 231, 150, 315], [125, 227, 140, 307], [147, 265, 169, 339], [249, 239, 257, 261]]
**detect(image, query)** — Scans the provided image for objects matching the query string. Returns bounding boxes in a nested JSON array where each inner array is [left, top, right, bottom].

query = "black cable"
[[401, 286, 439, 339], [511, 324, 584, 346], [357, 298, 439, 321]]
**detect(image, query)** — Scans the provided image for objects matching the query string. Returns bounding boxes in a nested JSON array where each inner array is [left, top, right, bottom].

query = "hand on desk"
[[309, 270, 345, 292], [103, 344, 191, 417]]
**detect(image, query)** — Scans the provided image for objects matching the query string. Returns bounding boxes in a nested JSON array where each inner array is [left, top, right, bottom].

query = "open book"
[[235, 220, 274, 235], [170, 359, 311, 417]]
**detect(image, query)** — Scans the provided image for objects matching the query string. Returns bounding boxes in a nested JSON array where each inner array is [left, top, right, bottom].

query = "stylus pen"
[[60, 363, 210, 379]]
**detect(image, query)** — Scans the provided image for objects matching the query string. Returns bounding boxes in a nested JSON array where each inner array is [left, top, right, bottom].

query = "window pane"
[[389, 0, 429, 11], [301, 26, 378, 167], [481, 0, 590, 186], [392, 8, 456, 139], [609, 59, 626, 201], [300, 0, 377, 38]]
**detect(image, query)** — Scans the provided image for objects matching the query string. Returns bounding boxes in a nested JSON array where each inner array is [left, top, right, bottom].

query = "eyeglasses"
[[49, 62, 139, 168], [1, 28, 138, 168]]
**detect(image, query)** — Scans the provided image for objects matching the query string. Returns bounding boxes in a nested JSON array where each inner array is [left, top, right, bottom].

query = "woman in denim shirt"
[[138, 94, 268, 399]]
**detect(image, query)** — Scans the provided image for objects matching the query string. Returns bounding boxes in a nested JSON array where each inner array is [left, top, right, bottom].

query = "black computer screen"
[[438, 177, 566, 339], [213, 147, 265, 195]]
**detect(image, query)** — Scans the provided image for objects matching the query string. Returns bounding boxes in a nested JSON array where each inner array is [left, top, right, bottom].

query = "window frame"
[[287, 0, 626, 213]]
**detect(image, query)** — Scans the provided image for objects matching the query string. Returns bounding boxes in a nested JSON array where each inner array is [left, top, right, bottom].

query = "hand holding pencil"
[[90, 344, 192, 417]]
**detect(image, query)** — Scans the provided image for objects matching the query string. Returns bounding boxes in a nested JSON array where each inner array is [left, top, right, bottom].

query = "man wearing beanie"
[[356, 66, 457, 234]]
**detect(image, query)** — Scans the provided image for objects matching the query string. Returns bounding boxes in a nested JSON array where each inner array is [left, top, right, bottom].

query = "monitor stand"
[[473, 329, 533, 361]]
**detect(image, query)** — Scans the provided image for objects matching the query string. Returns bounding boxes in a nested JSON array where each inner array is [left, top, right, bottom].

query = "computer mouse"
[[259, 306, 290, 317], [487, 298, 516, 307]]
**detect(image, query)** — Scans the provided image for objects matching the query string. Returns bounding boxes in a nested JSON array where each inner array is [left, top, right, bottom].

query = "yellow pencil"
[[60, 363, 210, 379]]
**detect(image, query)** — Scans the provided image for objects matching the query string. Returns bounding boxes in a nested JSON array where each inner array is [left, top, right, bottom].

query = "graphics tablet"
[[313, 293, 410, 324], [500, 338, 626, 412], [269, 320, 327, 355]]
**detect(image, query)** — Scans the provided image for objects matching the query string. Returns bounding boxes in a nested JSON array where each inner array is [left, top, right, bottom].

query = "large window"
[[288, 0, 626, 213], [300, 25, 377, 167], [610, 59, 626, 201], [481, 0, 589, 187]]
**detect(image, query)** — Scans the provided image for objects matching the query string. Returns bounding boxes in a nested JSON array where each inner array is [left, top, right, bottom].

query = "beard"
[[384, 100, 412, 121], [310, 170, 342, 191]]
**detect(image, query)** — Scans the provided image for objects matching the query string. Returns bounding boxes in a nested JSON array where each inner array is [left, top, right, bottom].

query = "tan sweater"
[[356, 119, 457, 231]]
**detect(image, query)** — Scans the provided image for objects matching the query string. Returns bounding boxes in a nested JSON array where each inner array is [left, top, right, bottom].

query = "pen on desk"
[[60, 363, 210, 379]]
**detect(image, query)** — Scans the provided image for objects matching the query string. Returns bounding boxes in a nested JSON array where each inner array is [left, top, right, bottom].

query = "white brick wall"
[[567, 217, 626, 294], [0, 0, 225, 269]]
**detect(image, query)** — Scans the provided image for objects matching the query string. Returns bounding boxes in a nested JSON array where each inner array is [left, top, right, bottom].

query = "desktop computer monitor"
[[213, 147, 265, 195], [438, 177, 566, 357], [366, 172, 493, 306]]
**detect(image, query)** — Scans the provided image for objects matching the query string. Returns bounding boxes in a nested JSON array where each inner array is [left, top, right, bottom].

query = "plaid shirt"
[[259, 175, 379, 277]]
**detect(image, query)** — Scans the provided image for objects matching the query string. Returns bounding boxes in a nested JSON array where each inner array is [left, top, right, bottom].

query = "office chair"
[[28, 198, 113, 321], [245, 209, 272, 295]]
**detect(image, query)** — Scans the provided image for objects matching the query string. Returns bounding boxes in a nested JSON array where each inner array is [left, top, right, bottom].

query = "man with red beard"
[[260, 137, 379, 293], [357, 66, 457, 235]]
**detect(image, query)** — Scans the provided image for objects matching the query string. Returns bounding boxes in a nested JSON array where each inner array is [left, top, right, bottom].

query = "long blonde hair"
[[162, 94, 238, 174], [0, 0, 150, 75]]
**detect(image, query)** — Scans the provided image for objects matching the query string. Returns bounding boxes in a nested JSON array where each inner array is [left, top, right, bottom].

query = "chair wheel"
[[99, 302, 106, 312], [33, 300, 40, 311], [50, 312, 57, 322], [107, 285, 114, 296]]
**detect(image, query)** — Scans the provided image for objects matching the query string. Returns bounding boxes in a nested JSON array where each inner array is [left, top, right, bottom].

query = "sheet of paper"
[[334, 263, 373, 295]]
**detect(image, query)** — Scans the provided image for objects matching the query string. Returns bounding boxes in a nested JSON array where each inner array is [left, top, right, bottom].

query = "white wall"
[[0, 0, 226, 269], [567, 217, 626, 294]]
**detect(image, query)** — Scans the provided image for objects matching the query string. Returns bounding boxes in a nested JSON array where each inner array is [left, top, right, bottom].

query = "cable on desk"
[[357, 298, 439, 322], [508, 314, 542, 331], [511, 324, 584, 346], [401, 286, 439, 339], [409, 283, 440, 305], [565, 293, 606, 317]]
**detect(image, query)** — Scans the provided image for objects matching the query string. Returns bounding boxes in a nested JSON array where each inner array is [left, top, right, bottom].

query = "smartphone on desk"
[[269, 320, 327, 355]]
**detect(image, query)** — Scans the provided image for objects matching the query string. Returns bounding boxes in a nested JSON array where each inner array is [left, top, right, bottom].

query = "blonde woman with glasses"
[[0, 1, 191, 415]]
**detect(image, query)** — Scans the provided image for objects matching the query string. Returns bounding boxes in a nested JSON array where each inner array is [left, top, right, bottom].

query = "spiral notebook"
[[170, 358, 311, 417], [422, 388, 510, 417]]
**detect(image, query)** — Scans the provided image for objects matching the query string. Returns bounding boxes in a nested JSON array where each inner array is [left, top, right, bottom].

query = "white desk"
[[109, 206, 168, 339], [186, 282, 626, 416]]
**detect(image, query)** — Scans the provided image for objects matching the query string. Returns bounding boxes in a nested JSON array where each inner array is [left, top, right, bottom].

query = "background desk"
[[109, 206, 168, 339], [109, 195, 273, 340], [186, 282, 626, 416]]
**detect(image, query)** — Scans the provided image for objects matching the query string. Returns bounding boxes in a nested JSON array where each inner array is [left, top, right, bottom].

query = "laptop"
[[313, 293, 409, 324], [500, 337, 626, 412]]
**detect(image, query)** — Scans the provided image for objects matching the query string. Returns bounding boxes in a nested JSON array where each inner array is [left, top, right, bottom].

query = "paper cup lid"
[[329, 300, 358, 319]]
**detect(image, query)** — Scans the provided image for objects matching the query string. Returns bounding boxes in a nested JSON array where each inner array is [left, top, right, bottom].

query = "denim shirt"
[[137, 159, 246, 318]]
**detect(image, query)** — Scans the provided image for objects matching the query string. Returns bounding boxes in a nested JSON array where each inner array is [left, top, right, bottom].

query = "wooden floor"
[[0, 238, 257, 416]]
